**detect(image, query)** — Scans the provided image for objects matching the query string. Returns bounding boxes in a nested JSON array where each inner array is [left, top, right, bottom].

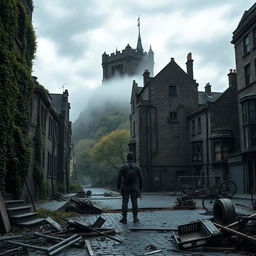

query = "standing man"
[[117, 152, 143, 224]]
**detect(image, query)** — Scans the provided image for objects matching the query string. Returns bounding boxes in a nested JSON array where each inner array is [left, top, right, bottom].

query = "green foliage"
[[92, 129, 130, 169], [0, 0, 36, 192], [69, 182, 83, 193], [37, 209, 78, 225]]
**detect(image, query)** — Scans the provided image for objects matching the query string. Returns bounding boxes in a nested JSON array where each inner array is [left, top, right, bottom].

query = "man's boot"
[[119, 216, 127, 224], [133, 215, 139, 223]]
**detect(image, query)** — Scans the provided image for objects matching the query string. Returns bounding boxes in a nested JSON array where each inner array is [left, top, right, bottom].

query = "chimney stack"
[[143, 69, 150, 86], [227, 69, 237, 87], [186, 52, 194, 80], [205, 82, 212, 96]]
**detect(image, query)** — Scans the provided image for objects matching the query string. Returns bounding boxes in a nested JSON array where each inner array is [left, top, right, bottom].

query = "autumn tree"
[[92, 130, 130, 184]]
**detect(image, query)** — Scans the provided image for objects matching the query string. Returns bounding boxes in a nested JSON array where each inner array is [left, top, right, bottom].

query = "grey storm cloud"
[[33, 0, 105, 58]]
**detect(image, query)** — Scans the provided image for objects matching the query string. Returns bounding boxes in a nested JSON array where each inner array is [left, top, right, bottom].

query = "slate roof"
[[198, 91, 222, 105]]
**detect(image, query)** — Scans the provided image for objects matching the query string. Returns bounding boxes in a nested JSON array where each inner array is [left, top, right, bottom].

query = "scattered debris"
[[172, 219, 222, 250], [9, 233, 82, 255], [85, 239, 95, 256], [104, 192, 113, 197], [144, 249, 162, 255], [145, 244, 157, 250], [130, 227, 177, 232], [45, 217, 62, 232], [51, 192, 66, 201], [67, 198, 102, 214], [173, 195, 196, 209], [68, 219, 122, 243]]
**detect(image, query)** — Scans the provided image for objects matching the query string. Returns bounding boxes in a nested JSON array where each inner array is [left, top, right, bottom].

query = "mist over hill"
[[72, 75, 141, 143]]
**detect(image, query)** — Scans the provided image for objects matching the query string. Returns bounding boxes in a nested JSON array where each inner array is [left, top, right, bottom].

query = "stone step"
[[4, 200, 25, 208], [7, 205, 31, 217], [3, 193, 14, 200], [18, 218, 45, 227], [10, 212, 39, 224]]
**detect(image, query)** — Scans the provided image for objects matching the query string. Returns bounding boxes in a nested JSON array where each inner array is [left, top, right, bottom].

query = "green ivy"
[[0, 0, 36, 194]]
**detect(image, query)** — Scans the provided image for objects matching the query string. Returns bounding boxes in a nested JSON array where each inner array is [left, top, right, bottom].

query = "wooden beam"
[[213, 222, 256, 244], [85, 240, 95, 256], [0, 192, 11, 233]]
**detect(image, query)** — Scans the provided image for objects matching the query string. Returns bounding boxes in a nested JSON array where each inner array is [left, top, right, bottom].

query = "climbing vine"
[[0, 0, 36, 194]]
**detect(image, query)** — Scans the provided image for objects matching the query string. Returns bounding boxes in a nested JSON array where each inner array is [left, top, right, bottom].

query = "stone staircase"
[[4, 194, 45, 227]]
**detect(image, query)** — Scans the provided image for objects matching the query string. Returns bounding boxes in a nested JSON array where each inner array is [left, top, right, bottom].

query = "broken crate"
[[172, 219, 222, 250]]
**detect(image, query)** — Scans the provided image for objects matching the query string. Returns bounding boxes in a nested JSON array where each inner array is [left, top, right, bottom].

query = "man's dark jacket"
[[117, 160, 143, 191]]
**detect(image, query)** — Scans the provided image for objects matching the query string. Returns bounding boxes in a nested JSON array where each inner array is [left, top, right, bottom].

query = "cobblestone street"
[[34, 188, 255, 256]]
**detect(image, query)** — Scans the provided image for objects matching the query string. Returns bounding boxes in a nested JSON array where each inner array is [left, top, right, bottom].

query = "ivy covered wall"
[[0, 0, 36, 195]]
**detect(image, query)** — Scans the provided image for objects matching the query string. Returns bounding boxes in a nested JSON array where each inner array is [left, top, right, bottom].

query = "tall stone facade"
[[189, 71, 240, 190], [231, 3, 256, 193], [102, 23, 154, 82], [28, 78, 72, 198], [130, 54, 240, 191], [130, 55, 199, 191]]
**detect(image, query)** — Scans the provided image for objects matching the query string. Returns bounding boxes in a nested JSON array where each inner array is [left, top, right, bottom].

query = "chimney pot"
[[205, 82, 212, 96]]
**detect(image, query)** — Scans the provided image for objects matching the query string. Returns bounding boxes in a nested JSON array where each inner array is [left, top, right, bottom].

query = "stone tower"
[[102, 18, 154, 83]]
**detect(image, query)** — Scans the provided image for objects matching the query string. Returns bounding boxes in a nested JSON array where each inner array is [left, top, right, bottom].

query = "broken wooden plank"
[[203, 246, 237, 252], [0, 192, 11, 233], [48, 236, 82, 256], [144, 249, 162, 255], [213, 222, 256, 244], [34, 232, 85, 248], [130, 228, 177, 232], [85, 240, 95, 256], [0, 247, 23, 256], [45, 217, 62, 231], [8, 241, 49, 252], [226, 213, 256, 228], [73, 220, 122, 243], [48, 234, 79, 252]]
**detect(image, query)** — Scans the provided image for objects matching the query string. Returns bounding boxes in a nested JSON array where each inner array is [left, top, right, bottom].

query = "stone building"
[[129, 53, 240, 191], [189, 71, 240, 189], [230, 3, 256, 193], [129, 55, 198, 191], [28, 78, 72, 198], [102, 22, 154, 82]]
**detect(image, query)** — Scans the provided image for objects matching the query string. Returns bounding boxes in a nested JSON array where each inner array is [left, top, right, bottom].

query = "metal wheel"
[[218, 180, 237, 198], [202, 194, 219, 211]]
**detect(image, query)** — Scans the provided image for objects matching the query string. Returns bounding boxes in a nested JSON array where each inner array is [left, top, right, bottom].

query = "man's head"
[[127, 152, 134, 161]]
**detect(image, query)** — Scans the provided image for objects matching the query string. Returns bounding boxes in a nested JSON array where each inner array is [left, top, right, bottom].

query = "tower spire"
[[136, 16, 143, 53]]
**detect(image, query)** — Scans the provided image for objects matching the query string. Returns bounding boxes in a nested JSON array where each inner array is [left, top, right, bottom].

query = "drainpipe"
[[206, 109, 209, 187]]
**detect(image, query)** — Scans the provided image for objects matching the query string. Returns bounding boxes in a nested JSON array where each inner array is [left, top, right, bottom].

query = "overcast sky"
[[32, 0, 255, 121]]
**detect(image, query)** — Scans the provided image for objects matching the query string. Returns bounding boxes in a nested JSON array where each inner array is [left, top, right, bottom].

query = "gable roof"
[[154, 58, 197, 84]]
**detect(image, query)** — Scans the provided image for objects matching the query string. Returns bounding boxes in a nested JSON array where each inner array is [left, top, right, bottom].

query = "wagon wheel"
[[202, 194, 219, 212], [218, 180, 237, 198]]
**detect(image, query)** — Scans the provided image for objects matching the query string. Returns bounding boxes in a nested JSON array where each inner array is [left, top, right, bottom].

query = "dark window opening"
[[192, 119, 195, 136], [192, 142, 203, 162], [198, 117, 201, 134], [168, 85, 177, 96], [169, 112, 177, 121], [244, 63, 251, 87], [243, 35, 250, 55]]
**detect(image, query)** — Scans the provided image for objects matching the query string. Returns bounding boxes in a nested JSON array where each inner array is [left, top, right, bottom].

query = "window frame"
[[244, 63, 251, 87], [243, 34, 250, 55], [169, 111, 177, 122], [168, 85, 177, 96], [191, 142, 203, 163]]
